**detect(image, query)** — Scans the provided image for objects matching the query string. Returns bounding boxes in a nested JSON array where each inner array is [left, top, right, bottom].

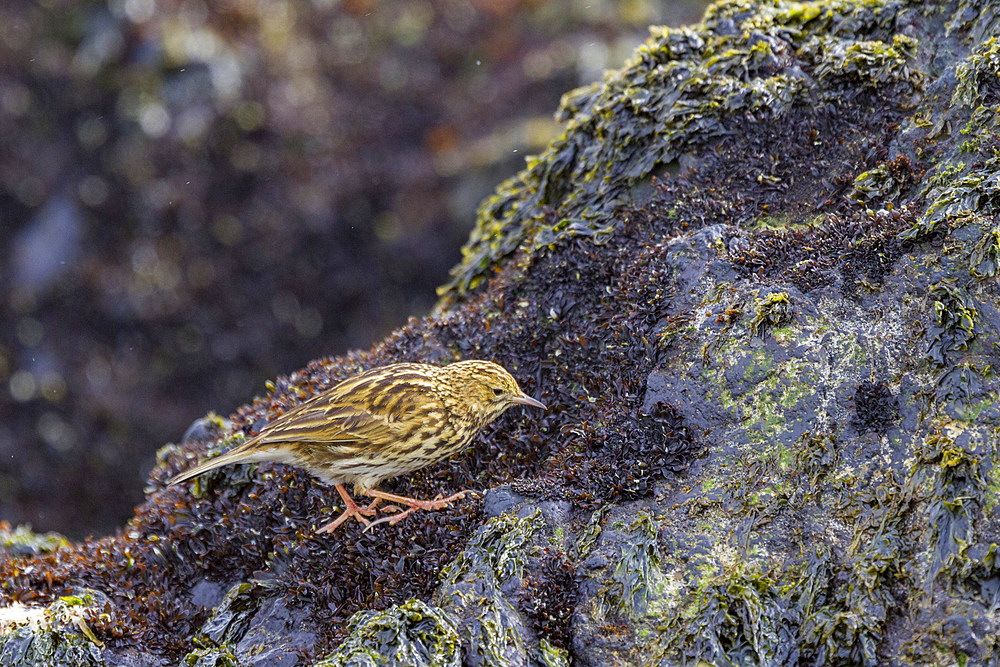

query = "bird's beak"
[[512, 393, 546, 409]]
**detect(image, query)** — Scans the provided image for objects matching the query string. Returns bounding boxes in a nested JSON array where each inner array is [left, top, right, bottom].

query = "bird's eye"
[[493, 388, 504, 396]]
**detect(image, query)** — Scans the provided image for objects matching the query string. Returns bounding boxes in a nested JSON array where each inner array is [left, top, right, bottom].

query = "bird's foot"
[[365, 507, 418, 530], [362, 489, 477, 530], [376, 503, 404, 515], [315, 485, 380, 534]]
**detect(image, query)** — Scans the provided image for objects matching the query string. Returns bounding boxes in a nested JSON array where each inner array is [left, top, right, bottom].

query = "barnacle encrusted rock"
[[5, 0, 1000, 665]]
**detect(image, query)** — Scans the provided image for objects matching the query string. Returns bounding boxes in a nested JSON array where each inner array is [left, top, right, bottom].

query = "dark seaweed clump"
[[731, 207, 916, 294], [623, 98, 919, 299], [0, 164, 705, 657], [853, 380, 899, 436], [518, 547, 577, 652], [522, 401, 696, 508]]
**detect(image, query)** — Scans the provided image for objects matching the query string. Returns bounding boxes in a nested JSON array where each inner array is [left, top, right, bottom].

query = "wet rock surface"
[[4, 0, 1000, 665]]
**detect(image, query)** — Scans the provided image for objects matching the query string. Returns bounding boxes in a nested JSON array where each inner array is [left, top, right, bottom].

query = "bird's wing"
[[253, 374, 442, 450], [256, 404, 401, 447], [169, 366, 448, 485]]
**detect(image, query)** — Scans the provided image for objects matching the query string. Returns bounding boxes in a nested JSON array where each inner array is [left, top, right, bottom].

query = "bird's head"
[[443, 360, 546, 426]]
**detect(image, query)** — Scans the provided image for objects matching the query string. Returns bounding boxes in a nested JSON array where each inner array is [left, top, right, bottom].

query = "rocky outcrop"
[[5, 0, 1000, 665], [0, 0, 668, 540]]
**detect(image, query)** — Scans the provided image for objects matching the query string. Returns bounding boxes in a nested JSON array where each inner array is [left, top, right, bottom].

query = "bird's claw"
[[315, 496, 380, 534], [364, 508, 418, 531], [360, 489, 480, 531], [378, 503, 404, 515]]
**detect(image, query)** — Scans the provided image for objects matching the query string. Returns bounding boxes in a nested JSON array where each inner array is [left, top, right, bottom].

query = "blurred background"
[[0, 0, 710, 539]]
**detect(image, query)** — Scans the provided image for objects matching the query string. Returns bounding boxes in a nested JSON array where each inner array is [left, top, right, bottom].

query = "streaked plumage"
[[169, 360, 545, 532]]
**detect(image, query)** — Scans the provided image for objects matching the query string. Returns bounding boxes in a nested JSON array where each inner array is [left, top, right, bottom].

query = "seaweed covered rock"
[[4, 0, 1000, 664], [0, 0, 686, 541]]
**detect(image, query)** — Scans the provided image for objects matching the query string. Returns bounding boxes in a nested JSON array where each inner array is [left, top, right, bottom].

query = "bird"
[[168, 360, 546, 533]]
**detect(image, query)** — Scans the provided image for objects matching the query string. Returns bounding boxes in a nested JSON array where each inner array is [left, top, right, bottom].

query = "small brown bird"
[[169, 360, 545, 533]]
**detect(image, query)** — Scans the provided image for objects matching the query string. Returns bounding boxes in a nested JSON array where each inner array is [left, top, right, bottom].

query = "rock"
[[4, 0, 1000, 665], [183, 582, 320, 666], [0, 591, 112, 666], [0, 626, 104, 667]]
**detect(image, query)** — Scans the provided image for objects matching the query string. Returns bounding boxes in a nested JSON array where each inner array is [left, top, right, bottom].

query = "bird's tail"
[[168, 436, 264, 486]]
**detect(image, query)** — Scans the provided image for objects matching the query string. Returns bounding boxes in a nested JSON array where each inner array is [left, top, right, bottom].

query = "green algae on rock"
[[0, 626, 104, 667], [433, 511, 542, 666], [595, 513, 671, 620], [314, 508, 578, 667], [315, 599, 461, 667], [749, 291, 794, 339], [0, 591, 106, 667]]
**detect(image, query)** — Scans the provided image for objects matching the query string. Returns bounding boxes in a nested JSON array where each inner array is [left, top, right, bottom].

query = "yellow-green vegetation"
[[183, 646, 238, 666], [0, 591, 105, 666], [926, 280, 979, 368], [647, 428, 912, 666], [183, 582, 259, 665], [952, 36, 1000, 107], [439, 0, 923, 297], [433, 512, 544, 665], [969, 224, 1000, 277], [655, 558, 803, 665], [753, 213, 824, 232], [925, 161, 968, 190], [0, 626, 104, 666], [960, 392, 998, 423], [314, 600, 461, 667], [905, 421, 994, 584], [535, 638, 570, 667], [697, 309, 866, 454], [438, 511, 544, 588], [851, 157, 921, 202], [808, 34, 919, 88], [570, 508, 606, 562], [596, 514, 671, 620], [737, 364, 818, 447], [0, 524, 69, 556], [750, 292, 793, 339]]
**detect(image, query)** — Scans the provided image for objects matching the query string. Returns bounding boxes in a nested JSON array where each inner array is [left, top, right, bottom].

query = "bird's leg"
[[362, 488, 473, 529], [315, 484, 381, 534]]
